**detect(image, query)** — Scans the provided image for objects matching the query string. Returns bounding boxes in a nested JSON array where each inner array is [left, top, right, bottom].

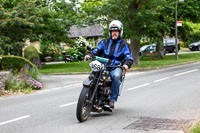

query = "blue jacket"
[[92, 39, 133, 68]]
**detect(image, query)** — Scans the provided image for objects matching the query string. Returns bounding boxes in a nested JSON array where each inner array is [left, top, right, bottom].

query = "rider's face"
[[111, 30, 119, 40]]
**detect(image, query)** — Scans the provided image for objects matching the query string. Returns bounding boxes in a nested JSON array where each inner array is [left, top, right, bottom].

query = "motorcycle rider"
[[85, 20, 133, 108]]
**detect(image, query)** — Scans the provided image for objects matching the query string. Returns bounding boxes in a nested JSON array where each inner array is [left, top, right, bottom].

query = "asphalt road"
[[1, 62, 200, 133]]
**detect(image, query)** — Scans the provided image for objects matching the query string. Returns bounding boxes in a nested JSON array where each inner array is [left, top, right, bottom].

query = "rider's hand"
[[123, 64, 129, 70], [84, 55, 91, 61]]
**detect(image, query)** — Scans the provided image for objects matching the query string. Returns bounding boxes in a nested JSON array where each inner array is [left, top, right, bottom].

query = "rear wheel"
[[76, 87, 92, 122]]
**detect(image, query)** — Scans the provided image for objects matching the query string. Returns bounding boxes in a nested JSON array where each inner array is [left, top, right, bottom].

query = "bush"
[[179, 41, 185, 48], [5, 67, 43, 93], [65, 48, 78, 56], [185, 32, 200, 47], [24, 46, 41, 66], [1, 55, 34, 71]]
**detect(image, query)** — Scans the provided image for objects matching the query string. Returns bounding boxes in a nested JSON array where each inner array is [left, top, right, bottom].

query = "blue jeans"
[[109, 68, 122, 102]]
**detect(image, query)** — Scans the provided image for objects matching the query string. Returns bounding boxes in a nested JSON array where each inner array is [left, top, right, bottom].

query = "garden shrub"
[[186, 32, 200, 47], [1, 55, 34, 71], [179, 41, 185, 48], [65, 48, 78, 56], [24, 46, 41, 66], [5, 67, 43, 93]]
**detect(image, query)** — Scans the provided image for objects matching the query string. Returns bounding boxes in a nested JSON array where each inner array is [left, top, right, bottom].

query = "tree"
[[0, 0, 44, 55], [0, 0, 80, 56], [83, 0, 171, 65], [80, 0, 200, 65], [37, 0, 80, 43]]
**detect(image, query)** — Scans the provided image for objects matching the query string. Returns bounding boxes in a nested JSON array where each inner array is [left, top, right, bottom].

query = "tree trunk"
[[130, 37, 140, 66]]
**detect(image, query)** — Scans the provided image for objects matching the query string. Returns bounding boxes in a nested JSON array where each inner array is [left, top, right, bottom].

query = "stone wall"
[[0, 71, 9, 93]]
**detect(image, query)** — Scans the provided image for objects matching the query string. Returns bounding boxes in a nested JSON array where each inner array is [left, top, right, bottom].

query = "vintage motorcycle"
[[76, 50, 126, 122]]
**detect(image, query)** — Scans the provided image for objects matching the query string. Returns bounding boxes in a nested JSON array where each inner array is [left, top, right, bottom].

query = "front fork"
[[83, 72, 102, 105]]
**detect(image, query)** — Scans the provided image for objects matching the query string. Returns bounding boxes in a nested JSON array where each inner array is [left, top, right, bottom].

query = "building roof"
[[68, 23, 104, 38]]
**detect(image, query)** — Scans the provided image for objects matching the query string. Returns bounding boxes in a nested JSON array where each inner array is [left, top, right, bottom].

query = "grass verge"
[[40, 61, 90, 74], [40, 52, 200, 74], [131, 52, 200, 71]]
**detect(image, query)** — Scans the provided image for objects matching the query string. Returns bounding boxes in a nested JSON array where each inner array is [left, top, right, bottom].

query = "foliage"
[[80, 0, 200, 65], [79, 0, 106, 25], [0, 0, 81, 56], [40, 41, 63, 61], [178, 0, 200, 23], [74, 36, 89, 48], [24, 46, 41, 66], [6, 67, 42, 93], [179, 41, 185, 48], [0, 55, 34, 71], [183, 22, 200, 47], [74, 36, 88, 55], [190, 123, 200, 133], [0, 0, 44, 55], [65, 48, 78, 56], [37, 0, 80, 43]]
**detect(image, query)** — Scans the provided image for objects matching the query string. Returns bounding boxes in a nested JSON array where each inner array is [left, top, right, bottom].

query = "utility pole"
[[175, 0, 178, 60]]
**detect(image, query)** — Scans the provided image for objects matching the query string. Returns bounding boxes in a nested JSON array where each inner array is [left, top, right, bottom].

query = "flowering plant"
[[74, 36, 89, 49], [6, 67, 42, 93]]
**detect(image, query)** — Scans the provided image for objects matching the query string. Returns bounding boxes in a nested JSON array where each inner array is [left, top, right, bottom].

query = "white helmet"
[[109, 20, 123, 38]]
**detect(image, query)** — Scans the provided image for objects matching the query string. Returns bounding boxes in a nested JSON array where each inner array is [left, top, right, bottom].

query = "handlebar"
[[86, 55, 126, 75]]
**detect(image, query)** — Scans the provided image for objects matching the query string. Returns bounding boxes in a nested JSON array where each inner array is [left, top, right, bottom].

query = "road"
[[1, 62, 200, 133]]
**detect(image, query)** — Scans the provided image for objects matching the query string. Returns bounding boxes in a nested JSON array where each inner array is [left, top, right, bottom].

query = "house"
[[68, 23, 104, 39]]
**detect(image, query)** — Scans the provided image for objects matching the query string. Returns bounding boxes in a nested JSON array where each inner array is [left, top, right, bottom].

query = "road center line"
[[174, 69, 199, 77], [38, 83, 81, 93], [154, 77, 170, 83], [127, 83, 150, 91], [0, 115, 30, 126], [59, 101, 77, 108]]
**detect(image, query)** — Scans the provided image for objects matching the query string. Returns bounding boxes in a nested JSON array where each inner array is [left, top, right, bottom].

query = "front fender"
[[83, 78, 93, 87]]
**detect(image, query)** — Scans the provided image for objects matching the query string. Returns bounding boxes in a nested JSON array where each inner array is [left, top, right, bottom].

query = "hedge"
[[24, 46, 41, 66], [0, 55, 34, 71], [24, 46, 39, 60]]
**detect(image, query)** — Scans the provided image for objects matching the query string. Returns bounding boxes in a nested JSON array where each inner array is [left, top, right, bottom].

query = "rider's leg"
[[109, 68, 122, 102]]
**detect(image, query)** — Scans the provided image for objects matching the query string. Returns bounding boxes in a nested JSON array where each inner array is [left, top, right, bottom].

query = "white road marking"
[[38, 83, 81, 93], [154, 77, 170, 83], [174, 69, 199, 77], [59, 101, 77, 108], [0, 115, 30, 126], [127, 83, 150, 91]]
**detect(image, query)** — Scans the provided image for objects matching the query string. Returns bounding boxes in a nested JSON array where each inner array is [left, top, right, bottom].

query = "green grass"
[[132, 53, 200, 70], [40, 61, 90, 74], [40, 52, 200, 74]]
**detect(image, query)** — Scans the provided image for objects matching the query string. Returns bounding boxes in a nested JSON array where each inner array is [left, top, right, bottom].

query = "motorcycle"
[[76, 47, 126, 122]]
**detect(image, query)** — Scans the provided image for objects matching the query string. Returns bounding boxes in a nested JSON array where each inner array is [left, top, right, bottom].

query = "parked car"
[[189, 41, 200, 51], [139, 44, 157, 56], [163, 38, 180, 53]]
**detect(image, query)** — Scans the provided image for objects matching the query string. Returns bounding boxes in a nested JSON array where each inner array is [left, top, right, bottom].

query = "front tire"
[[76, 87, 92, 122]]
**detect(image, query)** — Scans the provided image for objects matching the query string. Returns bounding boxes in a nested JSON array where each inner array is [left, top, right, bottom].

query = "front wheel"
[[76, 87, 92, 122]]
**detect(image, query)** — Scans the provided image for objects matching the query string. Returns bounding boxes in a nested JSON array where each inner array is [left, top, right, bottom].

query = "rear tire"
[[76, 87, 92, 122]]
